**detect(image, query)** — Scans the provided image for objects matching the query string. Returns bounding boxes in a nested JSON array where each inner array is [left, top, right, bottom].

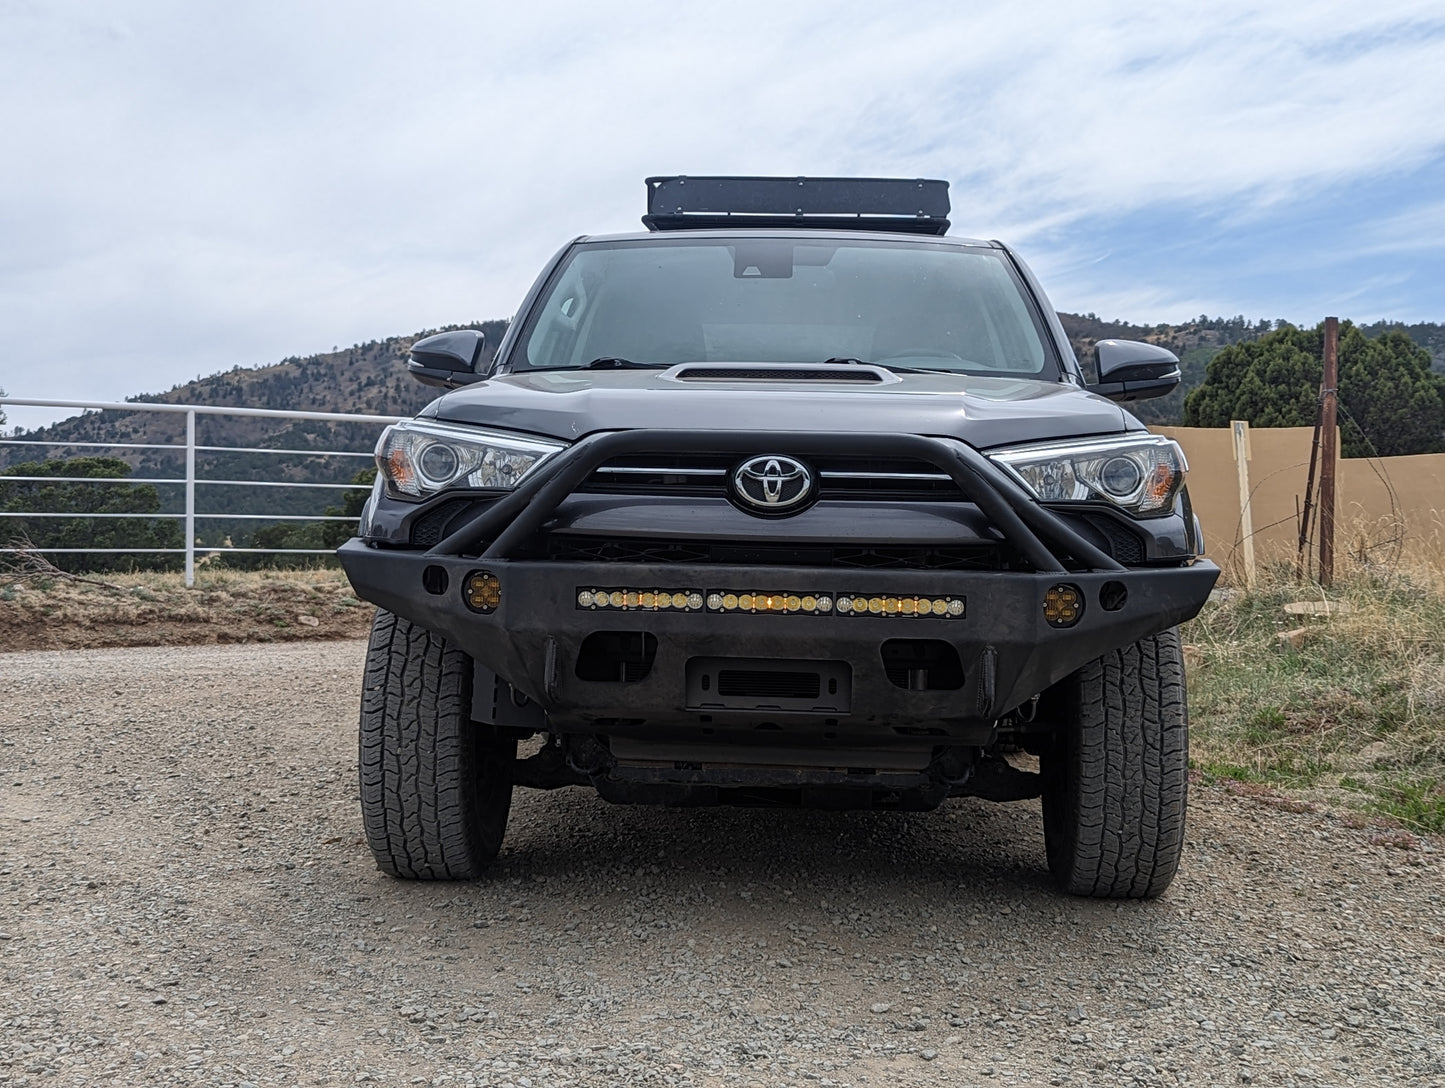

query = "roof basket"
[[643, 176, 950, 235]]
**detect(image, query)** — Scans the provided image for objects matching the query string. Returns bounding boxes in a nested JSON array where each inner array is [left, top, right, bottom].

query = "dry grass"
[[0, 567, 373, 651], [1183, 558, 1445, 833]]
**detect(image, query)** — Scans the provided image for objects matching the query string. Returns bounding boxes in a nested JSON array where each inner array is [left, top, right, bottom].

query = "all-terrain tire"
[[359, 610, 515, 880], [1041, 627, 1188, 899]]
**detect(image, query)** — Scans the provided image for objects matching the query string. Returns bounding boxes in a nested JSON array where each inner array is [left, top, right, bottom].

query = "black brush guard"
[[338, 430, 1218, 744]]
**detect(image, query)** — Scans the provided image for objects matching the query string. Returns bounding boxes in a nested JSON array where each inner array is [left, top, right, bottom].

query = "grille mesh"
[[409, 499, 484, 547], [1078, 514, 1146, 564]]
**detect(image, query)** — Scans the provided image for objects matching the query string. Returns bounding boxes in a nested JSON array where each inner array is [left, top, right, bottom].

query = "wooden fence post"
[[1232, 419, 1257, 588]]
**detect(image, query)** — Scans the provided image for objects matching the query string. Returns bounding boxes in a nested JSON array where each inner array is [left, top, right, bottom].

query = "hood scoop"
[[671, 363, 888, 383]]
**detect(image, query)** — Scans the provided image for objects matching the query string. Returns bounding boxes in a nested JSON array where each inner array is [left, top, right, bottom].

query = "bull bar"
[[338, 429, 1219, 740]]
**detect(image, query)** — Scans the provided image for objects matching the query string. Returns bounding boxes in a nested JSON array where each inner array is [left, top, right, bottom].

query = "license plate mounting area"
[[685, 657, 852, 713]]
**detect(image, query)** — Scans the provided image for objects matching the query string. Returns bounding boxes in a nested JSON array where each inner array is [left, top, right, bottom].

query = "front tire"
[[1040, 628, 1189, 899], [358, 610, 515, 879]]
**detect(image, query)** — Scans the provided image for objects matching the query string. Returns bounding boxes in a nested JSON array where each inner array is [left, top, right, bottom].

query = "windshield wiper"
[[820, 356, 933, 375], [584, 357, 672, 370]]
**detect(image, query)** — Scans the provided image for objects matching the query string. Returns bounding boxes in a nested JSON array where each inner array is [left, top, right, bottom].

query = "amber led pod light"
[[463, 571, 502, 614], [1043, 584, 1084, 628]]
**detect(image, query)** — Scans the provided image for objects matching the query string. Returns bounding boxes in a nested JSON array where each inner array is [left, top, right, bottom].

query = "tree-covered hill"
[[0, 322, 506, 539], [0, 321, 508, 517], [1059, 313, 1282, 426], [4, 319, 509, 466], [5, 312, 1442, 465], [7, 313, 1437, 570]]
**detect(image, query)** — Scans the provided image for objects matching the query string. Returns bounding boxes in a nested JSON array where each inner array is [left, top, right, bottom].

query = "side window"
[[970, 259, 1047, 373], [525, 262, 590, 368]]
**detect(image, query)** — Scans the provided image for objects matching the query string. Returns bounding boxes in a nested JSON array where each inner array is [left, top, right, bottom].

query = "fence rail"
[[1, 396, 404, 585]]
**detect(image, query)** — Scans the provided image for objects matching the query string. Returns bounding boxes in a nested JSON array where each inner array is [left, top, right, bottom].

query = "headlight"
[[988, 434, 1187, 517], [376, 420, 566, 499]]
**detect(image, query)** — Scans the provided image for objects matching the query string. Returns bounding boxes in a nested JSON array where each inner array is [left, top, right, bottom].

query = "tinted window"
[[518, 237, 1055, 377]]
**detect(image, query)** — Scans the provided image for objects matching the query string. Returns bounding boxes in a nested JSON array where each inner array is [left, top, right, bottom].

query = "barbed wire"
[[1216, 389, 1419, 586], [1334, 399, 1406, 571]]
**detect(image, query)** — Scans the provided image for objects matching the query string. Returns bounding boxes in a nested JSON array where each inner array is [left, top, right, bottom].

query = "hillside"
[[6, 312, 1442, 469], [0, 321, 509, 528], [1058, 313, 1279, 425], [5, 310, 1441, 562], [4, 319, 509, 467]]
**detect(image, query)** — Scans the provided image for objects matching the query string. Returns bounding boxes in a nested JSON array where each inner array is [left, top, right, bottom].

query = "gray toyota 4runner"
[[338, 176, 1219, 899]]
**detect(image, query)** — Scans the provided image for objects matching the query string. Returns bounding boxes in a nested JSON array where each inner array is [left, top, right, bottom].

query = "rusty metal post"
[[1318, 317, 1339, 587]]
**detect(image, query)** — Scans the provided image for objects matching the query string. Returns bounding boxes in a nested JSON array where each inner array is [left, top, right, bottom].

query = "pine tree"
[[0, 457, 184, 572], [1182, 322, 1445, 457]]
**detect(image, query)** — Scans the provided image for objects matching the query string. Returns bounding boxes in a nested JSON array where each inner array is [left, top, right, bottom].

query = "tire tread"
[[358, 610, 511, 880], [1044, 628, 1188, 899]]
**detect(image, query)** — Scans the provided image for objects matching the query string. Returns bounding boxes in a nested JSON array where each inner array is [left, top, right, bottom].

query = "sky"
[[3, 0, 1445, 432]]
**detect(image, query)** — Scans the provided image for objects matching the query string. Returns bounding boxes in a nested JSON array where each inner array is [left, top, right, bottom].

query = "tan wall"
[[1337, 453, 1445, 569], [1154, 426, 1445, 578]]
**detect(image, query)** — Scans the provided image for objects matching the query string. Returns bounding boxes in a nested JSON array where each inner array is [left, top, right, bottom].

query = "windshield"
[[515, 236, 1058, 377]]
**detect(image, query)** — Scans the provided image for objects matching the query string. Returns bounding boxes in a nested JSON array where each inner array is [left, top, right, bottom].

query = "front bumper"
[[342, 543, 1214, 737], [339, 429, 1219, 746]]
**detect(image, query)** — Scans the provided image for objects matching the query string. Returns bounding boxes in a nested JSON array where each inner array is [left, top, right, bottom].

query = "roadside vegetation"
[[1183, 562, 1445, 834], [0, 564, 371, 651]]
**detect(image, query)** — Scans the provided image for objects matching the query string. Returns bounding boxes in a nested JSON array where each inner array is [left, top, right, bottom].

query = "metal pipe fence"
[[0, 397, 404, 586]]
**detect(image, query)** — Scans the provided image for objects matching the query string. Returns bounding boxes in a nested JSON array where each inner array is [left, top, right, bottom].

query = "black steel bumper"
[[339, 429, 1219, 743]]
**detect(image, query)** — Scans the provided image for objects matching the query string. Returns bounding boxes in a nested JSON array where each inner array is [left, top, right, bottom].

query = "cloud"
[[1356, 199, 1445, 255], [3, 0, 1445, 429]]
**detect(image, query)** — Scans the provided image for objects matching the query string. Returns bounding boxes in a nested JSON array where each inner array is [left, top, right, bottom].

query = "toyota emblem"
[[730, 455, 815, 516]]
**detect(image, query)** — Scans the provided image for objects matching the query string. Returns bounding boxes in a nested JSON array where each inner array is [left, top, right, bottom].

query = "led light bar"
[[575, 587, 967, 618], [835, 594, 965, 618], [577, 588, 705, 612], [707, 590, 965, 617], [706, 591, 834, 615]]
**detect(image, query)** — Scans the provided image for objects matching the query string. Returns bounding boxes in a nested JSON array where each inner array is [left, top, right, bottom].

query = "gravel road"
[[2, 641, 1442, 1087]]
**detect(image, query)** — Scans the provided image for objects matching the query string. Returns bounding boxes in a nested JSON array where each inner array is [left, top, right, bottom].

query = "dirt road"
[[2, 642, 1442, 1087]]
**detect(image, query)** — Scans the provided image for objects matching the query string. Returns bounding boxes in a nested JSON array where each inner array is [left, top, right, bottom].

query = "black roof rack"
[[643, 176, 950, 235]]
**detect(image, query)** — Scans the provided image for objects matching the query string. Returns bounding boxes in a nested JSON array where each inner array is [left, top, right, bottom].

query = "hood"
[[425, 364, 1134, 450]]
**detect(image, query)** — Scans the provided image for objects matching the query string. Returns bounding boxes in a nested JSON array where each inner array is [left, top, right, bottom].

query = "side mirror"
[[408, 330, 488, 389], [1086, 339, 1181, 403]]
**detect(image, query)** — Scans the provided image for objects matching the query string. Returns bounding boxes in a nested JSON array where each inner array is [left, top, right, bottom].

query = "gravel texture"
[[2, 641, 1442, 1087]]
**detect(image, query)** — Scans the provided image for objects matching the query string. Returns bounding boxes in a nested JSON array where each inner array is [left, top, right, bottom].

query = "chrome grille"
[[580, 454, 965, 501]]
